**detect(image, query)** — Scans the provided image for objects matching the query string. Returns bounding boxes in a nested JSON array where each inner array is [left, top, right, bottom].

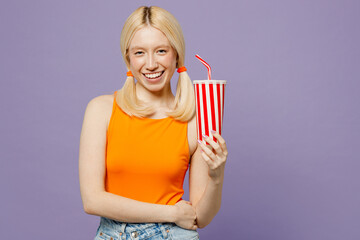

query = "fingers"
[[203, 134, 221, 155], [198, 139, 216, 161], [210, 130, 228, 156], [201, 130, 228, 157], [200, 150, 215, 167], [183, 200, 192, 205]]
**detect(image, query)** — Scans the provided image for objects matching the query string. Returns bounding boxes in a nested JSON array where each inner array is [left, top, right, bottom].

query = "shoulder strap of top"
[[111, 90, 117, 114]]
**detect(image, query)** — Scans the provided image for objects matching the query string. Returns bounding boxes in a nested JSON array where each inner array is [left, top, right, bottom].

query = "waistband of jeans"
[[99, 217, 175, 233]]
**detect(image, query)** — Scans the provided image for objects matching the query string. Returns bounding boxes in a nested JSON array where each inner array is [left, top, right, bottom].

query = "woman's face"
[[128, 26, 177, 92]]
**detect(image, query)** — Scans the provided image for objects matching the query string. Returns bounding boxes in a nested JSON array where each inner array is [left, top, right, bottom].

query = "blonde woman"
[[79, 6, 228, 240]]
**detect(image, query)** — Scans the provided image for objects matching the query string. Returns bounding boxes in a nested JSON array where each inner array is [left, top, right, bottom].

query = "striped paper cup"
[[193, 80, 226, 145]]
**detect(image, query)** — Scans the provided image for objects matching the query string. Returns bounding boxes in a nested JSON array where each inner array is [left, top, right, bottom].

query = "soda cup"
[[193, 80, 226, 145]]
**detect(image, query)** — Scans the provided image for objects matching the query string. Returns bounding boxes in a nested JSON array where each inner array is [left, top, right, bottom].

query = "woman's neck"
[[135, 82, 175, 109]]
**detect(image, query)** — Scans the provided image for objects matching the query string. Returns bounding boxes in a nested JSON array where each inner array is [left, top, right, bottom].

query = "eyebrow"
[[130, 44, 170, 51]]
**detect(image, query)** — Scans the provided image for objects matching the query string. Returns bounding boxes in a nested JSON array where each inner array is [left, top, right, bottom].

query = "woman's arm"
[[189, 133, 228, 228], [84, 192, 176, 223], [79, 96, 176, 223]]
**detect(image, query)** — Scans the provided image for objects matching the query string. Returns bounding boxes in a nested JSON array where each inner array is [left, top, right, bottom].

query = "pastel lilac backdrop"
[[1, 0, 359, 239]]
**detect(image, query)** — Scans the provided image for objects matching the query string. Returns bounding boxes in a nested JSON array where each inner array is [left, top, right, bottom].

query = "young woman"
[[79, 6, 228, 240]]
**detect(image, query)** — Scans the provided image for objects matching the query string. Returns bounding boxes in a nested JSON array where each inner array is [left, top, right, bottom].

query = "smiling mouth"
[[143, 71, 164, 79]]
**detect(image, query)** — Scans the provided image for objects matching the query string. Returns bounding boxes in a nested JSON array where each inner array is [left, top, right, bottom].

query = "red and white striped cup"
[[193, 80, 226, 144]]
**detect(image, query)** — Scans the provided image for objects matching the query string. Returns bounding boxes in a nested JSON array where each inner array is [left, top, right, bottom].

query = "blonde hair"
[[116, 6, 195, 122]]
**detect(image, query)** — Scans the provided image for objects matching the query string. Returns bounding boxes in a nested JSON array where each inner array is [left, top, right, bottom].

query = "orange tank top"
[[105, 91, 190, 205]]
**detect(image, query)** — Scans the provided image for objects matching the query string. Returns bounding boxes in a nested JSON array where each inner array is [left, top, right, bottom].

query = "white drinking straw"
[[195, 54, 212, 80]]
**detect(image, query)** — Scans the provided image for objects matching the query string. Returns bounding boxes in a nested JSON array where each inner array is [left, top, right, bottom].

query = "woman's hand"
[[173, 200, 198, 230], [198, 130, 228, 182]]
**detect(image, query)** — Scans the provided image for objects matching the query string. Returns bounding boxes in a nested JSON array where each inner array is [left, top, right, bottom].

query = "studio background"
[[1, 0, 359, 239]]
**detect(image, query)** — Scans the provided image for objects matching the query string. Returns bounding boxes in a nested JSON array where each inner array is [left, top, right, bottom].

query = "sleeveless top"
[[105, 91, 190, 205]]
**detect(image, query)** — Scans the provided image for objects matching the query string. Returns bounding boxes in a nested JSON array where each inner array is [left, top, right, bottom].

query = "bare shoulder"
[[87, 93, 114, 109], [85, 93, 115, 129], [187, 114, 198, 157]]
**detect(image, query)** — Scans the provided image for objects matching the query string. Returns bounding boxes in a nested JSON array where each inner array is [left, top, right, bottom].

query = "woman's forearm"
[[85, 191, 176, 223], [194, 174, 224, 228]]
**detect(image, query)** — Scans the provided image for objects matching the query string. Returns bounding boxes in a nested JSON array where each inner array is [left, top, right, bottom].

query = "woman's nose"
[[145, 54, 158, 70]]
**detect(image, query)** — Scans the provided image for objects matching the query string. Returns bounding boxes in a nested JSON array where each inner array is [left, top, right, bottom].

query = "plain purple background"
[[1, 0, 359, 239]]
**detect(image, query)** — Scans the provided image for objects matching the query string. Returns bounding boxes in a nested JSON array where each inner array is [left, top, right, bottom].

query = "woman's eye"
[[135, 51, 143, 55], [158, 50, 167, 54]]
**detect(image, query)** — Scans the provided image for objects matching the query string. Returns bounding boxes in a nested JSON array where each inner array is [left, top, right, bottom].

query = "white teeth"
[[144, 71, 162, 79]]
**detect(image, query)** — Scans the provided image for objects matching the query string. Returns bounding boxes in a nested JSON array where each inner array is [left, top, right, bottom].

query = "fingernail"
[[211, 129, 216, 133], [202, 133, 208, 138], [197, 139, 202, 144]]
